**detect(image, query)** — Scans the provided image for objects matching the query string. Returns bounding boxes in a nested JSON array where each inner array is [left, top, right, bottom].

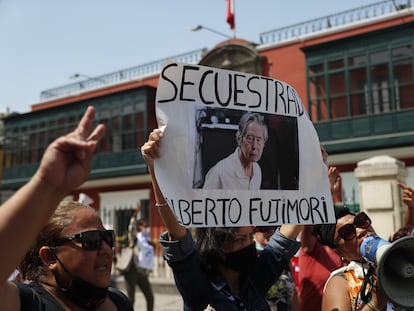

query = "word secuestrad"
[[158, 62, 304, 117]]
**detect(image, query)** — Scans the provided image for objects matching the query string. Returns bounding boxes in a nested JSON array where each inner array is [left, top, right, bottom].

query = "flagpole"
[[232, 0, 236, 38], [226, 0, 236, 38]]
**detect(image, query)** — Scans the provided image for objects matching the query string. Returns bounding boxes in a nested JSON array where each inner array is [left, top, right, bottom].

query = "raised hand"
[[328, 166, 342, 203], [141, 129, 163, 169], [36, 106, 106, 195], [398, 182, 414, 209]]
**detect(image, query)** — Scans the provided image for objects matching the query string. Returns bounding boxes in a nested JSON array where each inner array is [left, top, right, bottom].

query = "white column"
[[354, 155, 407, 240]]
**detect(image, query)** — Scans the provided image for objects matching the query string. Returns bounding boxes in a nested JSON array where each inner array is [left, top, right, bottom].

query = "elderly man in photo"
[[203, 112, 268, 190]]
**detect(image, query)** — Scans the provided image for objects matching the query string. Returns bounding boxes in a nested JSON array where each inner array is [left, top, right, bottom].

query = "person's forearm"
[[404, 207, 414, 226], [149, 166, 186, 240], [279, 224, 303, 240], [0, 173, 64, 282], [398, 183, 414, 226]]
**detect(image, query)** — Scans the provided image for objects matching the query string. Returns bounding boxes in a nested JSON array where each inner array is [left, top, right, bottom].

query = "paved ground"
[[133, 290, 183, 311], [114, 274, 183, 311]]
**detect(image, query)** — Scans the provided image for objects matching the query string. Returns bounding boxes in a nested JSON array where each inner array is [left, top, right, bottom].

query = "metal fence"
[[40, 48, 207, 101], [259, 0, 412, 45]]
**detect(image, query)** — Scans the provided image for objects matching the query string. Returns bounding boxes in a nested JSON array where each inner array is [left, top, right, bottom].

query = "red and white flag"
[[226, 0, 235, 30]]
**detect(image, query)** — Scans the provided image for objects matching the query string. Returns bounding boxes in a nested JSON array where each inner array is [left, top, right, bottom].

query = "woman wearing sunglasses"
[[0, 107, 133, 310], [312, 206, 388, 311], [141, 129, 303, 311]]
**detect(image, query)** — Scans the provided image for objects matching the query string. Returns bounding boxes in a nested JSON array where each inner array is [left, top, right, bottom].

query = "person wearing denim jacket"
[[160, 228, 300, 311], [141, 129, 302, 311]]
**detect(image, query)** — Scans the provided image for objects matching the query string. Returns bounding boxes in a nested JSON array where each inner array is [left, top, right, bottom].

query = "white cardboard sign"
[[153, 61, 334, 227]]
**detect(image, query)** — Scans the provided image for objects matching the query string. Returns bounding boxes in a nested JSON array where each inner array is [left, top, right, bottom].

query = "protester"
[[398, 182, 414, 225], [136, 219, 155, 272], [122, 209, 154, 310], [313, 206, 388, 311], [254, 226, 300, 311], [386, 185, 414, 311], [298, 226, 342, 311], [141, 128, 303, 311], [389, 224, 414, 242], [387, 183, 414, 242], [386, 182, 414, 311], [203, 112, 268, 190], [298, 166, 342, 311], [0, 106, 133, 310]]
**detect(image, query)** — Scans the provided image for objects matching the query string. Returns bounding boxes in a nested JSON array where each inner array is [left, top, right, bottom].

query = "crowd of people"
[[2, 105, 414, 311], [140, 128, 414, 311]]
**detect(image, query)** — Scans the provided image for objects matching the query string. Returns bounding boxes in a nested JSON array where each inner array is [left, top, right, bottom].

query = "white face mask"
[[255, 242, 265, 251], [142, 227, 150, 235]]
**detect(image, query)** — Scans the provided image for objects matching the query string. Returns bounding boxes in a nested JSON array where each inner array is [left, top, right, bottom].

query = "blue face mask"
[[224, 242, 257, 273]]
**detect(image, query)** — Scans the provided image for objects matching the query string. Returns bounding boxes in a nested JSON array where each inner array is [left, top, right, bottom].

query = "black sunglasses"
[[54, 230, 115, 251], [337, 212, 371, 241]]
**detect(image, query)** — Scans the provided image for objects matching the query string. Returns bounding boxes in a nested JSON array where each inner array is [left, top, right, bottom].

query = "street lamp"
[[191, 25, 233, 39], [70, 73, 105, 84]]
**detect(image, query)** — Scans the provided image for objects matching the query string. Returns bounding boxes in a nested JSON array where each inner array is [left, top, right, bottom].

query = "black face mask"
[[60, 276, 108, 310], [53, 253, 108, 310], [224, 242, 257, 273]]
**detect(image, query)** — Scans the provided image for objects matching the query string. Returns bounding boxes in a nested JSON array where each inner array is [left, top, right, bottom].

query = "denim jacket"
[[159, 229, 300, 311]]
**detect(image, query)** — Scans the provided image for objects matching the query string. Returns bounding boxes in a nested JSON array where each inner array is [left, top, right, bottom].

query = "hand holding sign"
[[141, 129, 187, 240]]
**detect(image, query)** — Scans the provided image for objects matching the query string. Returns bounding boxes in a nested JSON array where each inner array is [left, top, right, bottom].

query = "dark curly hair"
[[312, 205, 353, 248], [390, 225, 414, 242], [194, 227, 239, 275]]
